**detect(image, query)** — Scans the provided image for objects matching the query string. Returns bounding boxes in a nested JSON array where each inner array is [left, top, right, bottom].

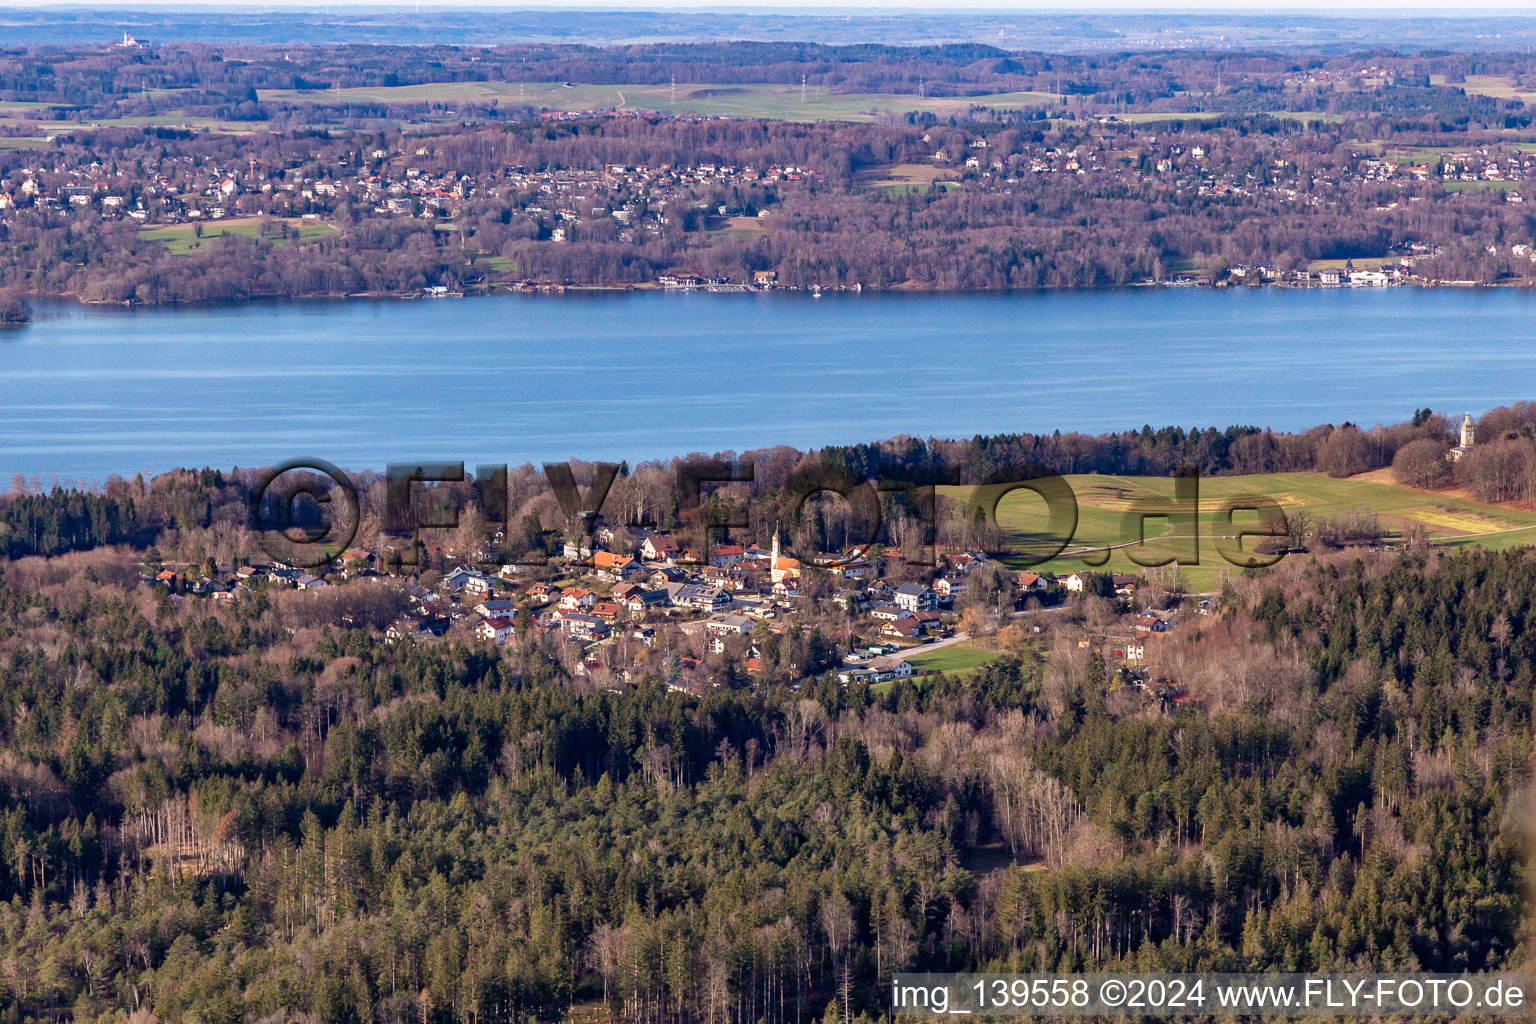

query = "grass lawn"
[[139, 216, 335, 254], [905, 644, 1002, 675], [1307, 256, 1395, 272], [706, 215, 770, 238], [259, 81, 1064, 123], [942, 471, 1536, 592], [1443, 180, 1523, 193], [1383, 145, 1458, 166], [867, 644, 1004, 693]]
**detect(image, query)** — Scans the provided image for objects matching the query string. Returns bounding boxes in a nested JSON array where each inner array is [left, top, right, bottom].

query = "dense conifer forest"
[[0, 500, 1529, 1022]]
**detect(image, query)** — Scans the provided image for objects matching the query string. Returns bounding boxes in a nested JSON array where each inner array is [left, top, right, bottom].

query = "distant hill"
[[7, 8, 1536, 53]]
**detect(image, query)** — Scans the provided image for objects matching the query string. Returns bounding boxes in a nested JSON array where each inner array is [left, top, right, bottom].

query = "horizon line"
[[8, 3, 1536, 14]]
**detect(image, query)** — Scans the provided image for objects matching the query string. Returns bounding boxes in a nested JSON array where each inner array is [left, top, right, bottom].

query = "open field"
[[139, 216, 335, 254], [943, 471, 1536, 592], [1107, 111, 1336, 125], [1432, 74, 1536, 104], [1443, 179, 1523, 193], [905, 644, 1002, 675], [865, 644, 1004, 691], [258, 81, 1064, 122], [706, 214, 770, 238], [1307, 256, 1396, 272], [0, 96, 268, 135], [855, 161, 962, 192]]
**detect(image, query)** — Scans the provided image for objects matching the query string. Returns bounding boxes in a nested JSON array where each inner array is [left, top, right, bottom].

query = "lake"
[[4, 286, 1536, 484]]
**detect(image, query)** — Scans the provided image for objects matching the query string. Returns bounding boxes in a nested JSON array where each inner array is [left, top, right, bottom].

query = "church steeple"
[[769, 522, 800, 583]]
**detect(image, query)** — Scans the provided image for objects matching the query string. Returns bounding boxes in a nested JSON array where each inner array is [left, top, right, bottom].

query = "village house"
[[882, 614, 925, 639], [559, 612, 611, 641], [627, 589, 672, 613], [675, 583, 732, 611], [832, 589, 869, 613], [641, 535, 681, 562], [1016, 571, 1050, 592], [933, 578, 965, 602], [386, 616, 449, 643], [839, 654, 914, 685], [444, 566, 493, 595], [894, 583, 938, 613], [699, 565, 748, 590], [913, 609, 946, 634], [559, 588, 597, 612], [708, 544, 745, 567], [591, 551, 641, 581], [705, 613, 755, 636], [476, 598, 517, 619], [830, 557, 872, 580], [562, 538, 595, 561], [475, 616, 516, 644], [526, 582, 563, 605]]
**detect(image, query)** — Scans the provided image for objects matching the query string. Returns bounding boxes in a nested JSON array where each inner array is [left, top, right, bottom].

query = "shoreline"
[[21, 277, 1536, 314]]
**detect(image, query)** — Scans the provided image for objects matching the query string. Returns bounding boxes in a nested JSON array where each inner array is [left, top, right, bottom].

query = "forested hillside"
[[0, 540, 1528, 1022]]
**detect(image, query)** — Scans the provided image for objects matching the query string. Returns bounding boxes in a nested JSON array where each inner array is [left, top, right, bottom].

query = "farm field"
[[139, 216, 336, 254], [944, 471, 1536, 592], [258, 81, 1064, 122], [1431, 74, 1536, 104], [1116, 111, 1339, 125], [0, 107, 263, 135], [855, 161, 962, 192]]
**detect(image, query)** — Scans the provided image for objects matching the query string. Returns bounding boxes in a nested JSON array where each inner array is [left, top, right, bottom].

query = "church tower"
[[1449, 413, 1476, 462], [769, 522, 800, 584]]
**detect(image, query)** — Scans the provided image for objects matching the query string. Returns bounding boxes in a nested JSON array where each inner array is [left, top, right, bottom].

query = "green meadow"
[[945, 471, 1536, 592], [139, 216, 335, 254], [258, 81, 1063, 123], [1443, 179, 1523, 193], [905, 645, 1002, 674]]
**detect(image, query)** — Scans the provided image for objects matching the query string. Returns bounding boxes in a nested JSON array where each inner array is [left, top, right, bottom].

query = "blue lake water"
[[3, 287, 1535, 484]]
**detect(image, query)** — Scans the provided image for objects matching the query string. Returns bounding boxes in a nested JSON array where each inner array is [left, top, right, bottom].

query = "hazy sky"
[[20, 0, 1536, 10]]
